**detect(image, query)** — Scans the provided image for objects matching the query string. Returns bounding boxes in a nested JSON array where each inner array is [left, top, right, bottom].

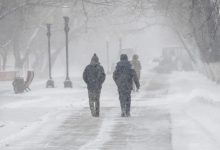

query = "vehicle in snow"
[[153, 47, 193, 73]]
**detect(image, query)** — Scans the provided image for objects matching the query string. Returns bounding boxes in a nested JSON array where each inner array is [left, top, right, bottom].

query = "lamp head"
[[46, 24, 51, 29], [63, 16, 69, 24]]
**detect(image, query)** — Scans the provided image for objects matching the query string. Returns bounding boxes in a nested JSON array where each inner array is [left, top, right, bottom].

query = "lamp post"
[[119, 38, 122, 50], [106, 40, 110, 73], [63, 16, 72, 88], [46, 24, 54, 88], [119, 37, 122, 50], [119, 36, 122, 57]]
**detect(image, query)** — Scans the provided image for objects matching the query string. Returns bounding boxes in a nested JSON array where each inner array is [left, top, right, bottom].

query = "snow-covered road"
[[1, 71, 220, 150]]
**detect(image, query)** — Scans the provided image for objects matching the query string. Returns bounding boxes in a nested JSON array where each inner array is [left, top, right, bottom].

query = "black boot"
[[94, 111, 99, 117], [121, 110, 126, 117]]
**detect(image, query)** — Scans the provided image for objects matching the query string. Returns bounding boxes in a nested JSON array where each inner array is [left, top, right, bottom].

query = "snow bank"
[[167, 71, 220, 150]]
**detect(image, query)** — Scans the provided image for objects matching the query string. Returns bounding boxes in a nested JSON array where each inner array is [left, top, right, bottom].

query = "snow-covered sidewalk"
[[0, 73, 172, 150], [1, 71, 220, 150]]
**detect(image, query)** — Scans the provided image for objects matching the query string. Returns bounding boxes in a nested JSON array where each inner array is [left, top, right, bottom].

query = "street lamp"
[[46, 24, 54, 88], [63, 16, 72, 88], [106, 37, 110, 73], [119, 34, 123, 51], [119, 34, 123, 57], [119, 37, 122, 50]]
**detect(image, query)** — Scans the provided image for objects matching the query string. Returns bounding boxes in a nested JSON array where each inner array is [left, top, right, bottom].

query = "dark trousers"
[[119, 91, 131, 117], [88, 90, 100, 117]]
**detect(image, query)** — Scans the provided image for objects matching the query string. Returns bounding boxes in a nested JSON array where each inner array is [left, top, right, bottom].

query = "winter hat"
[[91, 53, 99, 64], [120, 54, 128, 61]]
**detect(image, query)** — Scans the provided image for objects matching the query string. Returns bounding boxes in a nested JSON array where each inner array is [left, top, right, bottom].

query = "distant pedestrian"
[[113, 54, 140, 117], [131, 54, 141, 80], [83, 54, 106, 117], [131, 54, 141, 91]]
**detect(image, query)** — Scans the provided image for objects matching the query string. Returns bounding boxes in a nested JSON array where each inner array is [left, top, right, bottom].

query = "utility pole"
[[106, 40, 110, 73]]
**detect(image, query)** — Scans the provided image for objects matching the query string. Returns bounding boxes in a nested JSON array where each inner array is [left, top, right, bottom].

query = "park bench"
[[12, 71, 34, 94]]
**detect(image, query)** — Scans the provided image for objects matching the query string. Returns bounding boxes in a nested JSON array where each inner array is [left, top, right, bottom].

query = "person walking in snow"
[[131, 54, 142, 91], [131, 54, 141, 80], [83, 54, 106, 117], [113, 54, 140, 117]]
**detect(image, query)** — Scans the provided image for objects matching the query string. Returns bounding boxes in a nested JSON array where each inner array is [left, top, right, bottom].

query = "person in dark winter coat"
[[113, 54, 140, 117], [83, 54, 106, 117]]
